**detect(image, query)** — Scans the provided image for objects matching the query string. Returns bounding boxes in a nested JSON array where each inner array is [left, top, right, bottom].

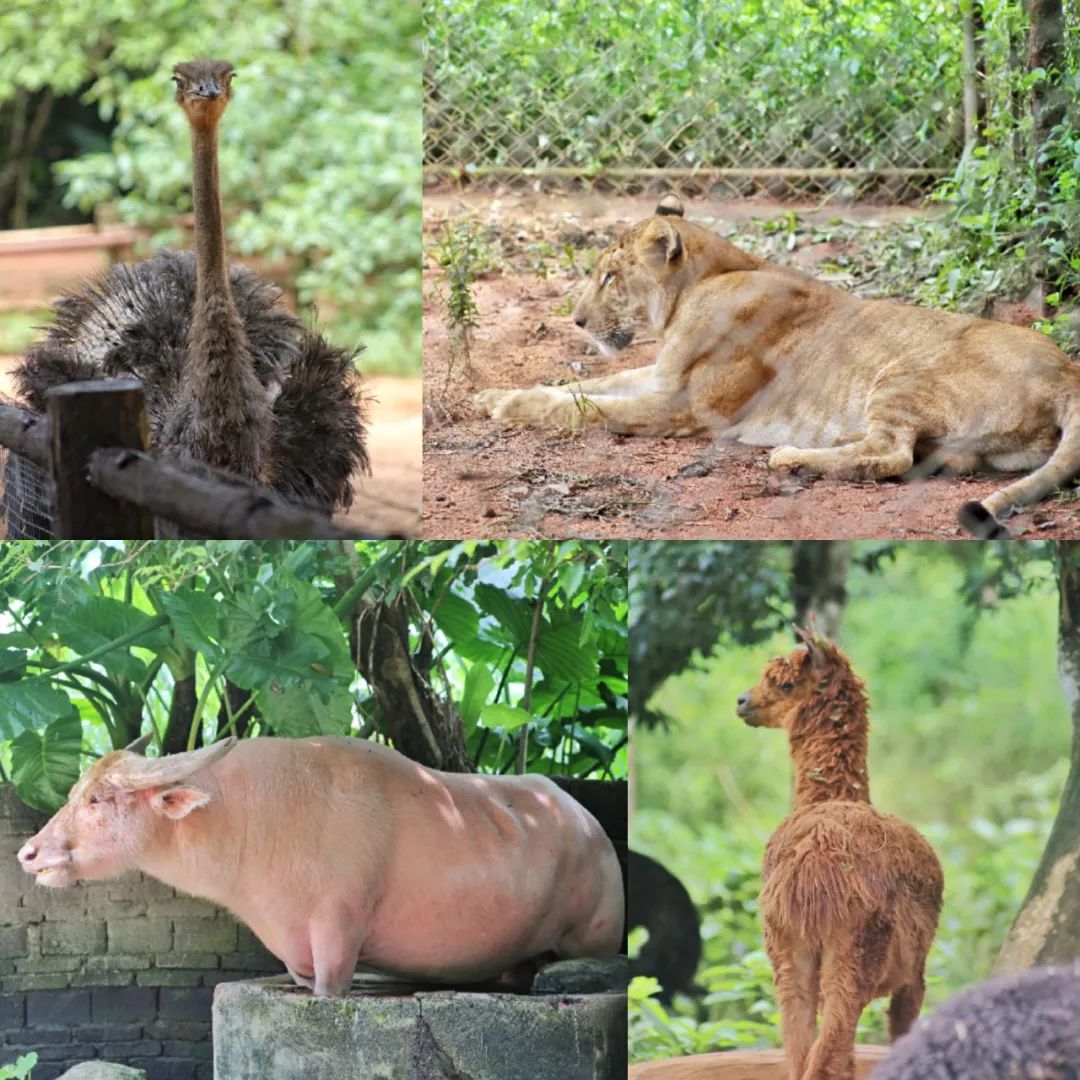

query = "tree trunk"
[[791, 542, 851, 641], [962, 0, 987, 160], [350, 594, 475, 773], [1027, 0, 1067, 292], [997, 541, 1080, 971]]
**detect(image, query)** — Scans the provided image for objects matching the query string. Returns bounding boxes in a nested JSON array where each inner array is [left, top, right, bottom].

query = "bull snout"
[[17, 836, 71, 883]]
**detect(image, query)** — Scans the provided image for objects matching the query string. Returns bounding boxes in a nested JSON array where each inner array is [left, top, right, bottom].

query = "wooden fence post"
[[46, 379, 155, 539]]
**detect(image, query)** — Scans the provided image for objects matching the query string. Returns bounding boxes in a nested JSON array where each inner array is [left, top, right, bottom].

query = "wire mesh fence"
[[424, 0, 969, 200]]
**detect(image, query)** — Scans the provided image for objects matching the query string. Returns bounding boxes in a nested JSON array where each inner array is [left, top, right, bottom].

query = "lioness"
[[476, 195, 1080, 535]]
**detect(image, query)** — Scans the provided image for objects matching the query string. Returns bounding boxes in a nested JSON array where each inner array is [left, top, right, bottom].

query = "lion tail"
[[960, 413, 1080, 538]]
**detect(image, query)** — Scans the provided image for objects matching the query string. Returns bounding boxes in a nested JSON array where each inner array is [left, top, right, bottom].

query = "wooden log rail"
[[0, 380, 381, 540]]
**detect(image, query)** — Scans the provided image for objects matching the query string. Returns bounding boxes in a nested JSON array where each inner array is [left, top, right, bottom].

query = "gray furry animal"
[[6, 59, 367, 537], [871, 965, 1080, 1079]]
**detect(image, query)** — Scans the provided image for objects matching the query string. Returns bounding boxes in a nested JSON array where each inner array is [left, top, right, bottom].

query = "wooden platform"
[[629, 1046, 890, 1079]]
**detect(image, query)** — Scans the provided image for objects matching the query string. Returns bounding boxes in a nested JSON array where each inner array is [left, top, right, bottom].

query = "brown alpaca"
[[737, 628, 943, 1080]]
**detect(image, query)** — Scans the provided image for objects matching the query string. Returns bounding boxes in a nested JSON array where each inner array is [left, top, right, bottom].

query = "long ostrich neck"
[[188, 119, 244, 367], [788, 692, 871, 809]]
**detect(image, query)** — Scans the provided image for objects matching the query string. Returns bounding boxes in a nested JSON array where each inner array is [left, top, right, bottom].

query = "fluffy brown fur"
[[738, 628, 943, 1080]]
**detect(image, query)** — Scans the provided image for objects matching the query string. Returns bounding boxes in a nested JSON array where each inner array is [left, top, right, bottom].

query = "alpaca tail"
[[959, 413, 1080, 538]]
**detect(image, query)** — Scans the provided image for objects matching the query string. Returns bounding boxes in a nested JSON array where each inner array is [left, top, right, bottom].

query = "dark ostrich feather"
[[6, 249, 367, 537]]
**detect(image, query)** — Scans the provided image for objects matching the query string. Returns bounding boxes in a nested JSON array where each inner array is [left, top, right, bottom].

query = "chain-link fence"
[[424, 0, 968, 200]]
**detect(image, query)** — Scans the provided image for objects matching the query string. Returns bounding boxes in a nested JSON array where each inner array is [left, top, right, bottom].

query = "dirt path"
[[422, 191, 1080, 539], [0, 357, 420, 537]]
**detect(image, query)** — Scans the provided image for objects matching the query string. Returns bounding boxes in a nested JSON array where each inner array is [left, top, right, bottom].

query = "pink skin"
[[17, 737, 623, 996]]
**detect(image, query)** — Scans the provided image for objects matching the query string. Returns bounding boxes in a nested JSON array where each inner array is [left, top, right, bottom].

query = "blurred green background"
[[630, 541, 1068, 1061], [0, 0, 420, 373]]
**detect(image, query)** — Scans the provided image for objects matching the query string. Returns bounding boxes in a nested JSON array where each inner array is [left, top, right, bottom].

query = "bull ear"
[[149, 784, 211, 820], [655, 194, 685, 217], [125, 732, 154, 755], [643, 217, 683, 265], [106, 737, 237, 791]]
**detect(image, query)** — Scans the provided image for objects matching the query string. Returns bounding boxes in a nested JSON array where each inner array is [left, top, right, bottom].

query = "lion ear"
[[656, 194, 685, 218], [643, 217, 683, 264]]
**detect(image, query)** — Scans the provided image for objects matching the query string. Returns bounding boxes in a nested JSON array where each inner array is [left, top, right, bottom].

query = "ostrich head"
[[172, 60, 235, 128]]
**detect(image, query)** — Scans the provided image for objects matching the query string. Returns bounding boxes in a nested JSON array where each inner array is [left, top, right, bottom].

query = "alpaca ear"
[[793, 624, 825, 666]]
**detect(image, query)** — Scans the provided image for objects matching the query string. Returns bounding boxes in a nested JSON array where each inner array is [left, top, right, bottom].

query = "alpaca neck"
[[788, 716, 871, 809]]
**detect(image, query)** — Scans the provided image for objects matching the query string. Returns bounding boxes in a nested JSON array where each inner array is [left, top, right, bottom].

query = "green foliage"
[[0, 1053, 36, 1080], [0, 540, 627, 810], [0, 0, 421, 373], [432, 220, 485, 373], [412, 540, 629, 776], [630, 544, 1068, 1062], [425, 0, 963, 173], [866, 3, 1080, 330]]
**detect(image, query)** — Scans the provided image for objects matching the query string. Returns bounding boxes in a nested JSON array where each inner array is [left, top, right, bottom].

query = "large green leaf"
[[161, 587, 223, 658], [535, 622, 598, 684], [225, 629, 331, 691], [480, 703, 533, 731], [459, 662, 494, 729], [0, 681, 78, 741], [474, 583, 535, 647], [50, 596, 166, 681], [282, 581, 353, 677], [11, 712, 83, 812], [257, 683, 353, 738]]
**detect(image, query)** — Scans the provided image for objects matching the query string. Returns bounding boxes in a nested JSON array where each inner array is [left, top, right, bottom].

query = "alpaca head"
[[736, 626, 849, 731], [172, 60, 235, 129]]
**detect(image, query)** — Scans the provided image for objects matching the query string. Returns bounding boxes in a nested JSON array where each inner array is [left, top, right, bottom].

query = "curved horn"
[[104, 737, 237, 791], [124, 732, 154, 755]]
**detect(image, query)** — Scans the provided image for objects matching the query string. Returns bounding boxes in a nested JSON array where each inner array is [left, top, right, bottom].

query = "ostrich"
[[4, 59, 367, 537]]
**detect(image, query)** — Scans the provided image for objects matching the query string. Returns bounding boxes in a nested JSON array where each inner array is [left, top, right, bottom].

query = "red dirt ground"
[[0, 358, 420, 538], [422, 189, 1080, 540]]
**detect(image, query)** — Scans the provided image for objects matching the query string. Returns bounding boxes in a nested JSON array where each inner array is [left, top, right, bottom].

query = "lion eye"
[[600, 271, 614, 289], [88, 794, 99, 805], [779, 683, 794, 693]]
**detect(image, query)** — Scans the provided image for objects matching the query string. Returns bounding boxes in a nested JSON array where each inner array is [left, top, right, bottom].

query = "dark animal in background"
[[6, 59, 366, 537], [627, 850, 702, 1004], [871, 965, 1080, 1079], [738, 627, 943, 1080]]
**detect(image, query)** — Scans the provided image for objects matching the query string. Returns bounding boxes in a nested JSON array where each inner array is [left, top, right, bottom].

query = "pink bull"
[[17, 735, 624, 996]]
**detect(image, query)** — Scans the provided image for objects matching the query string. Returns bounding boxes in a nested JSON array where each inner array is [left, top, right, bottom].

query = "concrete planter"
[[213, 976, 627, 1080]]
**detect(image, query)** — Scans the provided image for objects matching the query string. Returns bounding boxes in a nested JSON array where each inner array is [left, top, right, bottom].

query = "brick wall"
[[0, 784, 285, 1080]]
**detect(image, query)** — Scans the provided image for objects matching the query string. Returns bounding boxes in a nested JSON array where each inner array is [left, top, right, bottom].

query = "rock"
[[531, 956, 629, 995], [57, 1065, 148, 1080]]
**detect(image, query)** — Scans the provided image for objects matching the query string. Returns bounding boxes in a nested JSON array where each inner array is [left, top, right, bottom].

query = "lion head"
[[571, 195, 760, 354]]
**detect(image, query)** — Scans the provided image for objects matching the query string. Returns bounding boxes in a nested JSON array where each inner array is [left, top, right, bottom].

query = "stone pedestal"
[[213, 975, 627, 1080]]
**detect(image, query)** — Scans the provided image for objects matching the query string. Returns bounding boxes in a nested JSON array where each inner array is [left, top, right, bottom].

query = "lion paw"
[[768, 446, 812, 475], [474, 388, 516, 418]]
